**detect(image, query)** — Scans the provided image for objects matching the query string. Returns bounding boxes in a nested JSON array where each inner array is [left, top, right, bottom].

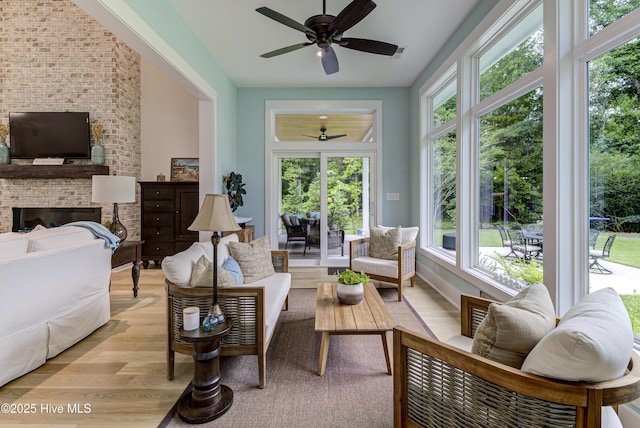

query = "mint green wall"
[[123, 0, 238, 176], [236, 87, 410, 237]]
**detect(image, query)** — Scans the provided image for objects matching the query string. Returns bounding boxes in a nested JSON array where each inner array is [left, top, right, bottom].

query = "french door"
[[272, 152, 375, 266]]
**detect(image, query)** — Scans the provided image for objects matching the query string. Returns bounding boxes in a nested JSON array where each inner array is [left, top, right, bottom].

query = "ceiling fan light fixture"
[[256, 0, 397, 75]]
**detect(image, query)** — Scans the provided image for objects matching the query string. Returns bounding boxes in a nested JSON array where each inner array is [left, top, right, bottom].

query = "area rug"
[[160, 288, 434, 428]]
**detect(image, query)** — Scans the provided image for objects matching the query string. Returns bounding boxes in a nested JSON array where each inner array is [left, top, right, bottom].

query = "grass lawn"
[[434, 228, 640, 269], [594, 232, 640, 269]]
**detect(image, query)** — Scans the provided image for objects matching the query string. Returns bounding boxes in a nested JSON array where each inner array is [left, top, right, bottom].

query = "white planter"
[[337, 282, 364, 305]]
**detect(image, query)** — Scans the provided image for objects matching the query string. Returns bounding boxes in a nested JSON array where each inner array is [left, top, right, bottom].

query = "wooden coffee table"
[[315, 282, 396, 376]]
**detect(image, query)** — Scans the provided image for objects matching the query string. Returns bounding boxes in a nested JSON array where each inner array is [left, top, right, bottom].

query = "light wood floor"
[[0, 265, 459, 427]]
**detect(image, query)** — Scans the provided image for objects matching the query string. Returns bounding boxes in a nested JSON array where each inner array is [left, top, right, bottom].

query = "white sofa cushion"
[[0, 233, 29, 259], [351, 256, 398, 279], [522, 287, 633, 382], [26, 226, 95, 252], [162, 242, 207, 287], [472, 282, 556, 368], [377, 225, 419, 244]]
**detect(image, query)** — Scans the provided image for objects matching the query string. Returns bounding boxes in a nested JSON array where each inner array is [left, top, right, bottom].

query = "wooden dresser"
[[139, 181, 199, 267]]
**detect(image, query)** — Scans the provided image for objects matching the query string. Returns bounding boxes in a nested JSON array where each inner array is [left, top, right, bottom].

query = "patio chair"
[[496, 224, 516, 259], [590, 234, 616, 274], [280, 214, 308, 255], [308, 222, 345, 256], [589, 228, 600, 249], [506, 226, 542, 262]]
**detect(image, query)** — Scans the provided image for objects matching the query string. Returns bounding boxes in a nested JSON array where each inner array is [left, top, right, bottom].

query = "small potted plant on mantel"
[[335, 269, 369, 305]]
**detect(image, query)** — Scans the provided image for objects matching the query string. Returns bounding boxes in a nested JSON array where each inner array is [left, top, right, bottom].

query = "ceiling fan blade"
[[328, 0, 377, 35], [337, 37, 398, 56], [260, 43, 312, 58], [302, 134, 319, 139], [325, 134, 347, 140], [256, 7, 314, 34], [321, 46, 339, 75]]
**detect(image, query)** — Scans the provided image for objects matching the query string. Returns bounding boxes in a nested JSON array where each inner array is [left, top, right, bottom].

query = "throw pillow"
[[368, 225, 401, 260], [521, 287, 633, 382], [222, 256, 243, 285], [471, 282, 556, 368], [378, 225, 419, 244], [190, 255, 235, 288], [228, 235, 275, 284], [161, 242, 206, 287]]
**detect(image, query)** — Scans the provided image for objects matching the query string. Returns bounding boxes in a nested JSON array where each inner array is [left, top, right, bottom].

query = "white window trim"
[[419, 0, 640, 312], [264, 100, 383, 260]]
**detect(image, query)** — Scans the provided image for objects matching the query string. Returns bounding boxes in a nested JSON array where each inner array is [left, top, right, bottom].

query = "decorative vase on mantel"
[[91, 122, 105, 165], [91, 142, 105, 165], [0, 124, 9, 165], [0, 141, 10, 165]]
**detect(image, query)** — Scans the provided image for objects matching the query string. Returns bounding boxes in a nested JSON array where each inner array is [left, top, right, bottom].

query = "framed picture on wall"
[[170, 158, 199, 182]]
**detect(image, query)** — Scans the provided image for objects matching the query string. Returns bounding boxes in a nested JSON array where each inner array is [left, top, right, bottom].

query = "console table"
[[111, 240, 144, 297]]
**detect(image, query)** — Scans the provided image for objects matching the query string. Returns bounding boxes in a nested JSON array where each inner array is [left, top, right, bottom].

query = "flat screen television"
[[9, 112, 91, 159]]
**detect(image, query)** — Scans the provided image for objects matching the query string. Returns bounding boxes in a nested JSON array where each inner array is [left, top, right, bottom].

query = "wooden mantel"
[[0, 164, 110, 179]]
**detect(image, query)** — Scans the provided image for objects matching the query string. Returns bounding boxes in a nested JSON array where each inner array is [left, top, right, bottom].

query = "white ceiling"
[[166, 0, 481, 88]]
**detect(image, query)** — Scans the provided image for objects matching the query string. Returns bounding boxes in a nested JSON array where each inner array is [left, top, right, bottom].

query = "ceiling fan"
[[303, 126, 347, 141], [256, 0, 398, 75]]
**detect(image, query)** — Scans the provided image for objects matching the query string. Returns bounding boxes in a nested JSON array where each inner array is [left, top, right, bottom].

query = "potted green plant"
[[335, 269, 369, 305]]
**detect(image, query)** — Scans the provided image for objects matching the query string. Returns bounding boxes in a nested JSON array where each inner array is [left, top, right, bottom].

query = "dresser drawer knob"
[[156, 217, 160, 221], [156, 204, 160, 208], [155, 191, 160, 195]]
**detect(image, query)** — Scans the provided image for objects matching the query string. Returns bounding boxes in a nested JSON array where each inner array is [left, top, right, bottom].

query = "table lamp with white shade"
[[91, 175, 136, 242], [188, 194, 241, 331]]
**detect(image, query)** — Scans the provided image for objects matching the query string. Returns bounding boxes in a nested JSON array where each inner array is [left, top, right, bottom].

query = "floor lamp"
[[188, 194, 240, 331], [92, 175, 136, 242]]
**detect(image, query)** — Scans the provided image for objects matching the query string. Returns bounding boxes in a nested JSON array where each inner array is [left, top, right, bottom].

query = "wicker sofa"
[[393, 291, 640, 428], [163, 234, 290, 388]]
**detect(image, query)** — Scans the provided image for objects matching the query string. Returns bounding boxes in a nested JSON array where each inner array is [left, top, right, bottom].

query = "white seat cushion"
[[446, 335, 473, 352], [351, 256, 398, 278], [246, 272, 291, 340]]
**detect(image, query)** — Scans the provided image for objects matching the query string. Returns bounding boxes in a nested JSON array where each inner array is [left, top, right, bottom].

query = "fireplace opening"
[[12, 207, 102, 232]]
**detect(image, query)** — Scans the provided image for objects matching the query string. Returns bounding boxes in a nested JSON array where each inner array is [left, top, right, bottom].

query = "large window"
[[419, 0, 640, 339], [588, 35, 640, 337], [423, 74, 457, 255]]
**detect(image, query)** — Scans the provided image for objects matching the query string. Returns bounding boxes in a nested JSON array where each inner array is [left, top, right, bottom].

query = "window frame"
[[419, 0, 640, 311]]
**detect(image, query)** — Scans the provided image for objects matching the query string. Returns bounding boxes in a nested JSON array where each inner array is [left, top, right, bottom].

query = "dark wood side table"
[[111, 240, 144, 297], [177, 320, 234, 424]]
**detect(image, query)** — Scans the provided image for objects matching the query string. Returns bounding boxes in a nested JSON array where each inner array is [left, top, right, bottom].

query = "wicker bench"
[[393, 294, 640, 428], [166, 250, 289, 388]]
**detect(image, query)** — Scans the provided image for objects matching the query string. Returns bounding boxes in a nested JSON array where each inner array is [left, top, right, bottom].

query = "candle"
[[183, 306, 200, 331]]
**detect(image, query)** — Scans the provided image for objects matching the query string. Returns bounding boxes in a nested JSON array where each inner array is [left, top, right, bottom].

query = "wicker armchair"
[[166, 250, 289, 388], [349, 237, 416, 301], [393, 294, 640, 428]]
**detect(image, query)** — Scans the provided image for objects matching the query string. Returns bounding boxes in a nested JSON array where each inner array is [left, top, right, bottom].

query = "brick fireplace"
[[0, 0, 141, 238]]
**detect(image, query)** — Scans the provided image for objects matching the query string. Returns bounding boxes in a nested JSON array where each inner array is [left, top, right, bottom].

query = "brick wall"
[[0, 0, 141, 237]]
